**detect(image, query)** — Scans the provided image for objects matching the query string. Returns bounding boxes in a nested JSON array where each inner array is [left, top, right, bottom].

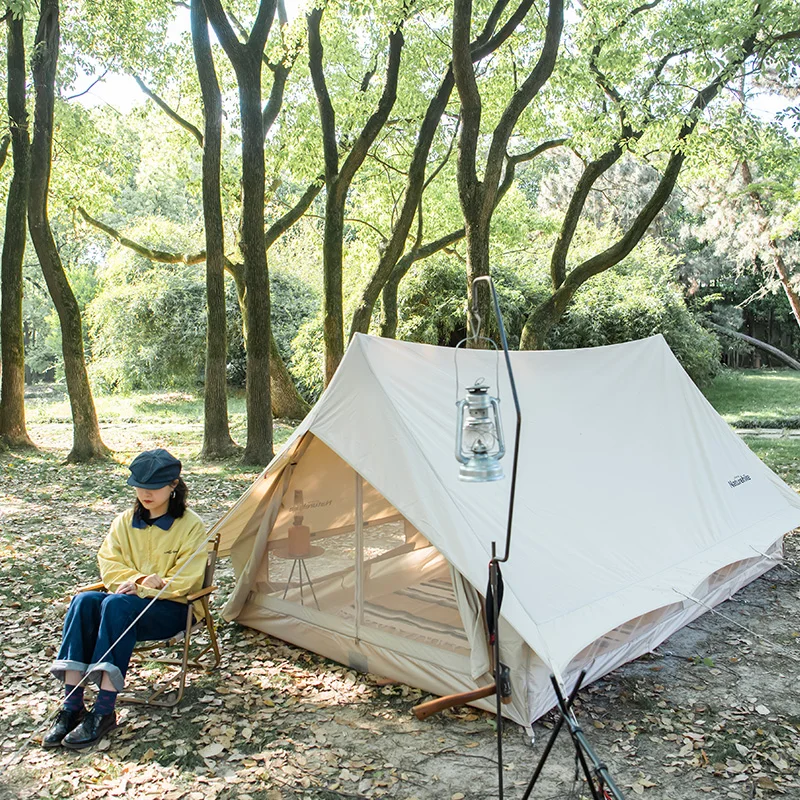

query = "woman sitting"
[[45, 448, 207, 749]]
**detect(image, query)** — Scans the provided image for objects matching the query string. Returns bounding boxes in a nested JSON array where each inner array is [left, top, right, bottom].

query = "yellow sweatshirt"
[[97, 508, 209, 620]]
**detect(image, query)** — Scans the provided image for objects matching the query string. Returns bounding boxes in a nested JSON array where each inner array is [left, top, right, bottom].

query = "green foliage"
[[289, 314, 325, 403], [394, 240, 720, 386], [85, 220, 210, 391], [226, 268, 320, 388], [548, 251, 721, 387]]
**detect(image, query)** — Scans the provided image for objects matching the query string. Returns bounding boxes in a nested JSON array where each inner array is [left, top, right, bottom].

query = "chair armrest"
[[186, 585, 217, 602], [77, 581, 107, 593]]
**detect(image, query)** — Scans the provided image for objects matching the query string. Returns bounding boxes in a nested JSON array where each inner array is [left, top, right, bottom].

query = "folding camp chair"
[[76, 531, 222, 708]]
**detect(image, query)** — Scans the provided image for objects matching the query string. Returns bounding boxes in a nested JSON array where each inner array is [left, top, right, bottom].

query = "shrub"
[[394, 243, 720, 387], [548, 267, 721, 386]]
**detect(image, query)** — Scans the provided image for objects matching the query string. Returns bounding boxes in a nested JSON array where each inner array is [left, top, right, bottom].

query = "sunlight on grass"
[[741, 438, 800, 492], [25, 387, 249, 425], [704, 369, 800, 428]]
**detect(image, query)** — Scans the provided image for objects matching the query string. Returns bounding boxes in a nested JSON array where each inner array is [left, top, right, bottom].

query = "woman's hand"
[[139, 573, 166, 589], [116, 581, 137, 595]]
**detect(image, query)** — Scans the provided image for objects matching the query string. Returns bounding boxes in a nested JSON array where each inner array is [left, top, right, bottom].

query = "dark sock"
[[63, 684, 85, 712], [93, 688, 117, 716]]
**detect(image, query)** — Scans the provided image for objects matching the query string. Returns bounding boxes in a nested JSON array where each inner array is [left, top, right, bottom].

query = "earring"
[[171, 490, 176, 499]]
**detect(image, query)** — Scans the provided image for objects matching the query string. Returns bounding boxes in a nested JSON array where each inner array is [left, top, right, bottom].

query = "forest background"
[[0, 0, 798, 467]]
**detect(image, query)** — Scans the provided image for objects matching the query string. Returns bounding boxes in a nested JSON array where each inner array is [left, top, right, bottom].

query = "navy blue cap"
[[127, 448, 182, 489]]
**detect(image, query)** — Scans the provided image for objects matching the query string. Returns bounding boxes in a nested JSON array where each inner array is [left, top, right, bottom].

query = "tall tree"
[[190, 0, 238, 458], [452, 0, 563, 336], [0, 6, 34, 448], [518, 2, 800, 349], [308, 4, 405, 384], [203, 0, 276, 464], [28, 0, 109, 461], [347, 0, 544, 341], [740, 157, 800, 329]]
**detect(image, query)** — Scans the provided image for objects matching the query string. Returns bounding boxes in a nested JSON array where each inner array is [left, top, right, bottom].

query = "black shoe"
[[42, 708, 86, 748], [61, 709, 117, 750]]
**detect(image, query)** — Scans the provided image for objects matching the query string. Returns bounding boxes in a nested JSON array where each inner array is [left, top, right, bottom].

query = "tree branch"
[[522, 11, 762, 348], [197, 0, 245, 59], [339, 26, 404, 189], [452, 0, 482, 198], [63, 69, 109, 101], [482, 0, 564, 224], [264, 177, 323, 248], [0, 133, 11, 172], [262, 64, 288, 137], [308, 6, 338, 180], [78, 206, 206, 264], [497, 137, 566, 202], [134, 76, 204, 146]]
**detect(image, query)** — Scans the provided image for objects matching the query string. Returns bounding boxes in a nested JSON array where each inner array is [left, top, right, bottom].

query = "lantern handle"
[[453, 335, 501, 405], [471, 276, 521, 565]]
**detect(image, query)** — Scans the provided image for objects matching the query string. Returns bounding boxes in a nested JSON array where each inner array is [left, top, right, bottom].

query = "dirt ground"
[[2, 423, 800, 800]]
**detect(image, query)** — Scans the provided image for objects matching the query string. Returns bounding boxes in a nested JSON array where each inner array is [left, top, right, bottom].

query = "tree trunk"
[[348, 72, 455, 340], [28, 0, 109, 462], [308, 8, 404, 384], [322, 189, 346, 384], [704, 321, 800, 371], [0, 15, 34, 448], [741, 159, 800, 331], [378, 228, 466, 339], [379, 278, 400, 339], [452, 0, 564, 343], [348, 0, 544, 340], [191, 0, 238, 459], [239, 66, 273, 463], [226, 259, 310, 419], [770, 246, 800, 330], [204, 0, 276, 465]]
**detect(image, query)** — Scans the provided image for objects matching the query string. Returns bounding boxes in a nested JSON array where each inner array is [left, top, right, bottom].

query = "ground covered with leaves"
[[2, 398, 800, 800]]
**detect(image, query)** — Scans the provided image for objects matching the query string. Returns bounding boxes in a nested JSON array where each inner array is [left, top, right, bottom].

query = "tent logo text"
[[728, 474, 752, 488], [290, 499, 333, 510]]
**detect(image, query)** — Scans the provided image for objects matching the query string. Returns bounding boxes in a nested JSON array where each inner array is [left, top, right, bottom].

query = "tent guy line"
[[673, 588, 800, 665]]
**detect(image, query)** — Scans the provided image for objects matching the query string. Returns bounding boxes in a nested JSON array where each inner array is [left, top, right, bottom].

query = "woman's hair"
[[133, 477, 188, 521]]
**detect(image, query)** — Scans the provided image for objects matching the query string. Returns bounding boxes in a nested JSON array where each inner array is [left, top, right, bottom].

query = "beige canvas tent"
[[212, 334, 800, 727]]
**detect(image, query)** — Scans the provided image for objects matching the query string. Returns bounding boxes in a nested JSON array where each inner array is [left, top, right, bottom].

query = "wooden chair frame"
[[77, 531, 222, 708]]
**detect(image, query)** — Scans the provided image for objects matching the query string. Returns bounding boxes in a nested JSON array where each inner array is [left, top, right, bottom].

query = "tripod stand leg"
[[551, 675, 625, 800], [521, 673, 586, 800], [282, 559, 298, 600]]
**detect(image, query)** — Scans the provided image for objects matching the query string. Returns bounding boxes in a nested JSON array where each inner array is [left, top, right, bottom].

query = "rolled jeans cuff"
[[50, 659, 88, 683], [86, 661, 125, 692]]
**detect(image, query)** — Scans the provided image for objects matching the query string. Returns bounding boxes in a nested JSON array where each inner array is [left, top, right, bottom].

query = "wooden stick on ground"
[[412, 684, 497, 721]]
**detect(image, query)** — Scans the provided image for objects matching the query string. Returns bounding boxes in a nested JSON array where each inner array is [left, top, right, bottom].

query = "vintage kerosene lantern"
[[455, 378, 506, 482]]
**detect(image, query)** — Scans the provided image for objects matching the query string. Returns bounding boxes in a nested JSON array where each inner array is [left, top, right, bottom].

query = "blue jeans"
[[50, 592, 188, 692]]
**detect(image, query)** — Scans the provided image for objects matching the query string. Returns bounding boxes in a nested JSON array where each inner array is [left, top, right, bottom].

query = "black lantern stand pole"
[[470, 277, 625, 800], [470, 276, 522, 800]]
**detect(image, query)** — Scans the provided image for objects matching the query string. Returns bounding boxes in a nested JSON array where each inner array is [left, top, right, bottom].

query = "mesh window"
[[258, 438, 358, 622], [254, 438, 470, 658], [355, 479, 471, 657]]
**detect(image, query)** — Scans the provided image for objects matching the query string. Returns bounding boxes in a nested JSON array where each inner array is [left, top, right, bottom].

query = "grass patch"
[[704, 369, 800, 428], [740, 437, 800, 491], [24, 387, 249, 426]]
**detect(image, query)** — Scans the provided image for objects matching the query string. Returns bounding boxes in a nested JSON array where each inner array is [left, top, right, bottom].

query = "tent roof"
[[217, 334, 800, 674]]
